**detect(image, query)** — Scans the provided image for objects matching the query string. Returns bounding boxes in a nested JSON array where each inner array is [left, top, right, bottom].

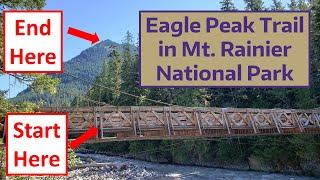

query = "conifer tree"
[[288, 0, 299, 9], [244, 0, 265, 10], [119, 32, 149, 105], [289, 0, 310, 10], [108, 50, 122, 104], [297, 0, 310, 9], [271, 0, 285, 10], [311, 0, 320, 104], [89, 50, 122, 105], [0, 0, 59, 107], [220, 0, 236, 10]]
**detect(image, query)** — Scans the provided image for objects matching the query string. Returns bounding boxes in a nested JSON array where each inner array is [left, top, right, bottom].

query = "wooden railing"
[[37, 106, 320, 142]]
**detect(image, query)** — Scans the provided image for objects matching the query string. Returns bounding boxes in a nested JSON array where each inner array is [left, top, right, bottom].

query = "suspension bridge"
[[33, 106, 320, 142], [2, 72, 320, 142]]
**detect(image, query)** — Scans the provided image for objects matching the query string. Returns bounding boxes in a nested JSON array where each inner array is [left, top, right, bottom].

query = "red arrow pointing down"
[[69, 127, 98, 149], [68, 27, 100, 44]]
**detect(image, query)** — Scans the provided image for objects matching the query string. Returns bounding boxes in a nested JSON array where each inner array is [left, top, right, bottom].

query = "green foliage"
[[220, 0, 236, 10], [85, 1, 320, 177], [68, 149, 81, 168], [312, 0, 320, 106], [0, 90, 37, 119], [88, 50, 122, 105], [288, 0, 311, 10], [216, 138, 249, 164], [29, 74, 60, 94], [271, 0, 285, 10], [289, 0, 299, 9], [0, 146, 5, 178], [1, 0, 46, 10], [119, 32, 149, 106], [5, 0, 320, 177], [0, 0, 46, 68], [1, 0, 60, 110], [12, 40, 123, 106], [244, 0, 265, 10], [0, 91, 12, 116]]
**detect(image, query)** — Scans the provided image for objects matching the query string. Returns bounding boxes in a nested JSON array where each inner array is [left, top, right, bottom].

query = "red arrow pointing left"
[[69, 127, 98, 149], [68, 27, 100, 44]]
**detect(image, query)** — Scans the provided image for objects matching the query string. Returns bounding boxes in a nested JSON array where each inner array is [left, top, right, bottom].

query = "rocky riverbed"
[[66, 153, 318, 180]]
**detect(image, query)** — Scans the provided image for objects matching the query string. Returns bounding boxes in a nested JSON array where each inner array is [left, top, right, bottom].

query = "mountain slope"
[[11, 39, 125, 106]]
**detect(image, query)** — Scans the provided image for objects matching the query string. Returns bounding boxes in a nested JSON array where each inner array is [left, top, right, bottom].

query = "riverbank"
[[81, 136, 320, 178], [66, 152, 317, 179]]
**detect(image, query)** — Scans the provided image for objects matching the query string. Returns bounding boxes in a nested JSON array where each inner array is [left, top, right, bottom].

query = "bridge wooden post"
[[271, 110, 282, 134], [222, 109, 231, 135], [313, 110, 320, 127], [164, 107, 171, 136], [93, 107, 99, 139], [170, 107, 176, 136], [292, 111, 304, 133], [137, 107, 142, 137], [194, 110, 202, 135], [131, 107, 137, 136], [247, 110, 258, 134], [98, 108, 104, 139], [99, 119, 104, 138]]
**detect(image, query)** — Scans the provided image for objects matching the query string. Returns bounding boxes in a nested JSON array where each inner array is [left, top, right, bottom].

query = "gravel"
[[60, 153, 318, 180]]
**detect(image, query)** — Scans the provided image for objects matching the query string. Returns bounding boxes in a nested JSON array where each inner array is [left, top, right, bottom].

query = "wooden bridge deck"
[[38, 106, 320, 142]]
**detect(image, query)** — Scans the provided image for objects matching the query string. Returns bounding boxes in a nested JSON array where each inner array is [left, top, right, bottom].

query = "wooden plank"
[[152, 111, 165, 125], [292, 112, 304, 132], [222, 110, 231, 135], [195, 111, 202, 135], [131, 108, 137, 136], [164, 107, 172, 136], [99, 117, 104, 138], [93, 107, 98, 139], [38, 106, 320, 141], [247, 111, 258, 134], [271, 111, 282, 134]]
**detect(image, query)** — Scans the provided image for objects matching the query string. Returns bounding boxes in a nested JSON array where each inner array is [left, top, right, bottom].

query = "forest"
[[0, 0, 320, 177], [82, 0, 320, 176]]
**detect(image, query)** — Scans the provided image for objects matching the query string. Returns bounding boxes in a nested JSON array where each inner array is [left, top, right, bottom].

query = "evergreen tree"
[[297, 0, 310, 9], [107, 50, 122, 104], [220, 0, 236, 10], [1, 0, 46, 70], [271, 0, 285, 10], [0, 0, 59, 109], [119, 32, 148, 105], [311, 0, 320, 105], [244, 0, 265, 10], [288, 0, 299, 9], [289, 0, 310, 10], [88, 50, 122, 105]]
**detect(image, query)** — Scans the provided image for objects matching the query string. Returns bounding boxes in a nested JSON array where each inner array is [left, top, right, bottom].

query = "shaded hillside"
[[11, 39, 128, 106]]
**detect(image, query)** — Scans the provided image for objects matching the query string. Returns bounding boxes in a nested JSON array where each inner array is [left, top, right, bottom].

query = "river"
[[67, 153, 318, 180]]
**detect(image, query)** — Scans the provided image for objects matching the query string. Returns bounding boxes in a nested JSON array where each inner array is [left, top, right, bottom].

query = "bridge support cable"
[[9, 73, 109, 108], [64, 72, 176, 107]]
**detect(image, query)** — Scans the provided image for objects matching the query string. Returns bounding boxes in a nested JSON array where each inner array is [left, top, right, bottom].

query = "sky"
[[0, 0, 290, 98]]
